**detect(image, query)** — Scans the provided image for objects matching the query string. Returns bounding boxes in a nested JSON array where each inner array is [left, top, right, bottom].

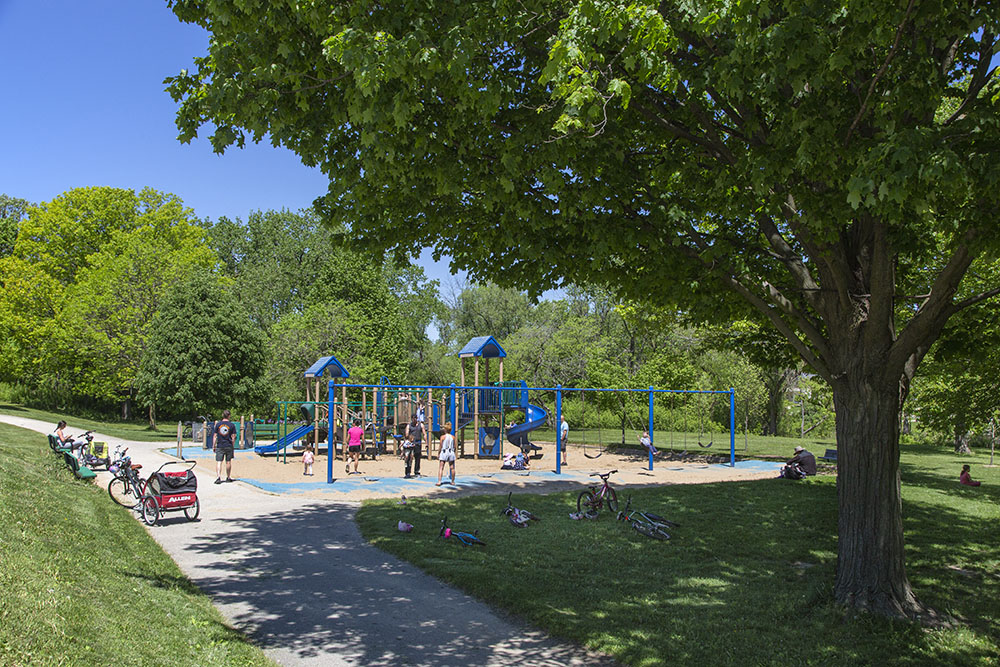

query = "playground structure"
[[249, 335, 737, 484], [254, 336, 551, 463]]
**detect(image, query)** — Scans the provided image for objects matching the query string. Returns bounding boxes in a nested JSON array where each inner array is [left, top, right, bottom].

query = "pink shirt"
[[348, 426, 364, 447]]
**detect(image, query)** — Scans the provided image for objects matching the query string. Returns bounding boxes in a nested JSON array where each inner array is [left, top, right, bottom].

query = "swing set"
[[576, 388, 722, 460]]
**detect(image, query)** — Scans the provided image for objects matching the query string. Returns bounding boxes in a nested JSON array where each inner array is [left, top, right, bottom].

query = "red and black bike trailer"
[[140, 460, 200, 526]]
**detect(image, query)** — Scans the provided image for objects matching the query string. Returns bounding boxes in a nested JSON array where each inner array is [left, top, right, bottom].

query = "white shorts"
[[438, 451, 455, 462]]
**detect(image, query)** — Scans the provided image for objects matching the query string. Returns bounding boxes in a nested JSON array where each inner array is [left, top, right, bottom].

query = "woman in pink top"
[[959, 464, 981, 487], [346, 418, 365, 475]]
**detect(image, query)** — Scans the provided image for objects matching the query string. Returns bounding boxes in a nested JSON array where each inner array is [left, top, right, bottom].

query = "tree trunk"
[[953, 423, 972, 454], [148, 403, 157, 430], [832, 375, 923, 618]]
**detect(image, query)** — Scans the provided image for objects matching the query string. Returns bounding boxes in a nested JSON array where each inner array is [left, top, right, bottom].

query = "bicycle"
[[500, 491, 540, 527], [577, 469, 619, 514], [439, 516, 486, 546], [108, 448, 147, 509], [616, 495, 679, 540]]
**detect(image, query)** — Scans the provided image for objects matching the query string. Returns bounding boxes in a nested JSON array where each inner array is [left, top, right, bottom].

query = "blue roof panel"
[[457, 336, 506, 358], [304, 355, 350, 378]]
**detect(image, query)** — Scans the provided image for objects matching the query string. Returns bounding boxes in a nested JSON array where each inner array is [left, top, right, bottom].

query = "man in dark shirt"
[[214, 409, 236, 484], [783, 445, 817, 478]]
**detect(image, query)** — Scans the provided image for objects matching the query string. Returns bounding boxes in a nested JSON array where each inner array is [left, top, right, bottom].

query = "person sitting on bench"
[[781, 445, 817, 479]]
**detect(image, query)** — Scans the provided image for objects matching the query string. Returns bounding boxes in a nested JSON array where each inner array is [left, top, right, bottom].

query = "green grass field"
[[0, 403, 182, 443], [0, 422, 274, 666], [356, 444, 999, 666]]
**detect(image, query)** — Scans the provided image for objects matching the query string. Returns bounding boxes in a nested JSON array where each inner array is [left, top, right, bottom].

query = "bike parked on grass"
[[439, 516, 486, 546], [616, 495, 679, 540], [577, 469, 619, 515], [500, 491, 540, 527]]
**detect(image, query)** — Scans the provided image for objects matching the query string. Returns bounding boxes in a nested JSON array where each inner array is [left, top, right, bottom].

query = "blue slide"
[[506, 403, 548, 450], [254, 423, 315, 455]]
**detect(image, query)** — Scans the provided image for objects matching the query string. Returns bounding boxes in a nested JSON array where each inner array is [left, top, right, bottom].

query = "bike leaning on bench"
[[616, 495, 679, 540]]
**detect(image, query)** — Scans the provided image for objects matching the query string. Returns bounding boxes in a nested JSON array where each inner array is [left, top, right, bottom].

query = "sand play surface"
[[171, 442, 784, 501]]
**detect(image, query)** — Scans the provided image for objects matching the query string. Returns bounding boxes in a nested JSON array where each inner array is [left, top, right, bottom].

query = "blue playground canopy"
[[458, 336, 506, 358], [304, 355, 350, 379]]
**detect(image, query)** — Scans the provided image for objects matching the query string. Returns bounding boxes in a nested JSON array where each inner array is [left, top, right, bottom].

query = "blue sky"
[[0, 0, 467, 289]]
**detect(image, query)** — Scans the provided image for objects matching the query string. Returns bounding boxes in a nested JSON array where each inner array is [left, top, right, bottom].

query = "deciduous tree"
[[166, 0, 1000, 618]]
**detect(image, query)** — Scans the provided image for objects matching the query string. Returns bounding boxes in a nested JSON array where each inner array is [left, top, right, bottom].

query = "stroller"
[[140, 460, 200, 526], [68, 431, 111, 471]]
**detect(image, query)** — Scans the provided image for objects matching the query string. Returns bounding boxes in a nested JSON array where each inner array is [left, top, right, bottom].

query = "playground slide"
[[253, 423, 315, 455], [506, 403, 548, 448]]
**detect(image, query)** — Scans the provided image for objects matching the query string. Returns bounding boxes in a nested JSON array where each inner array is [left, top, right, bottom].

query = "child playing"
[[960, 464, 982, 487], [302, 444, 315, 476], [436, 423, 456, 486], [346, 418, 364, 474], [402, 432, 418, 478]]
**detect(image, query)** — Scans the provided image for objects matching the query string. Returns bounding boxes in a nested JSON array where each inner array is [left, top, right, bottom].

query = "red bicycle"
[[577, 469, 619, 514]]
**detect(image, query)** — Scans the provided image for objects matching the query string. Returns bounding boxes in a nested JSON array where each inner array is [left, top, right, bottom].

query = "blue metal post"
[[555, 385, 562, 475], [729, 387, 736, 467], [450, 384, 457, 436], [648, 386, 654, 471], [328, 380, 335, 483]]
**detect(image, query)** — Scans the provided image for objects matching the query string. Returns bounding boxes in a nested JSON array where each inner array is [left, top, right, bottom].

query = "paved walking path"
[[2, 415, 616, 666]]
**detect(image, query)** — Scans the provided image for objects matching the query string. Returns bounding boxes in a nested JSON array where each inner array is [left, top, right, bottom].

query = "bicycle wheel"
[[108, 476, 136, 507], [577, 490, 598, 513], [141, 496, 160, 526], [633, 521, 669, 540], [606, 488, 619, 513], [183, 498, 200, 521]]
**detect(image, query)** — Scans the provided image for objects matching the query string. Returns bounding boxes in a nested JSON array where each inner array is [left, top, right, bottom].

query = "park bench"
[[62, 451, 97, 480], [47, 434, 70, 454], [819, 448, 837, 462]]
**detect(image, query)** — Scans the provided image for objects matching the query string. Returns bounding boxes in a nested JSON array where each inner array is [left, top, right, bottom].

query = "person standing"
[[405, 414, 425, 477], [214, 409, 236, 484], [346, 418, 364, 474], [560, 415, 569, 465], [302, 444, 315, 476], [436, 423, 456, 486]]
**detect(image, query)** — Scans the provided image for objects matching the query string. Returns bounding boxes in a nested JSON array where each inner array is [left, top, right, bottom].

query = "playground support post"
[[450, 384, 457, 439], [327, 379, 335, 483], [555, 385, 562, 475], [648, 387, 654, 471], [729, 387, 736, 467]]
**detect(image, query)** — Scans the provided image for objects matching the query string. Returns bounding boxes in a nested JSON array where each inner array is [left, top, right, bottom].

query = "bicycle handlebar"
[[589, 469, 618, 478]]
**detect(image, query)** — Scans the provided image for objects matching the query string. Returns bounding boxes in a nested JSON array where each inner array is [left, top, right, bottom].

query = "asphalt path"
[[2, 414, 617, 666]]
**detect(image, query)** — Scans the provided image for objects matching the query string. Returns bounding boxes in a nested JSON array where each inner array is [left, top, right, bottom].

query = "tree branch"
[[843, 0, 916, 146]]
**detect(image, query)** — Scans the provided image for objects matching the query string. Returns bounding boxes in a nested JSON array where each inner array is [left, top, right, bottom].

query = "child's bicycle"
[[616, 495, 679, 540], [577, 469, 619, 514], [439, 516, 486, 546], [500, 491, 540, 527]]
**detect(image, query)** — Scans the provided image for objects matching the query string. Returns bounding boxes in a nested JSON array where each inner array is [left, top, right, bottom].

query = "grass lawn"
[[0, 422, 274, 666], [356, 443, 999, 666], [0, 403, 186, 443]]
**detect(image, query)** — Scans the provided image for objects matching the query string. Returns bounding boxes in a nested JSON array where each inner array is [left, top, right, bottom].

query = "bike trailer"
[[147, 469, 198, 509]]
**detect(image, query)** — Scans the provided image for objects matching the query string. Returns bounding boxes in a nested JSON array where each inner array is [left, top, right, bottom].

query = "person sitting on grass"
[[959, 464, 982, 487], [781, 445, 817, 479]]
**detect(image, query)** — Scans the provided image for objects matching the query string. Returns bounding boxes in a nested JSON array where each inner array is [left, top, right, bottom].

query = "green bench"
[[819, 448, 837, 462], [62, 451, 97, 479]]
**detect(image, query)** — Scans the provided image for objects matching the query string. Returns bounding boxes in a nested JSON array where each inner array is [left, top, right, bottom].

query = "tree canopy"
[[136, 271, 270, 417], [167, 0, 1000, 617]]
